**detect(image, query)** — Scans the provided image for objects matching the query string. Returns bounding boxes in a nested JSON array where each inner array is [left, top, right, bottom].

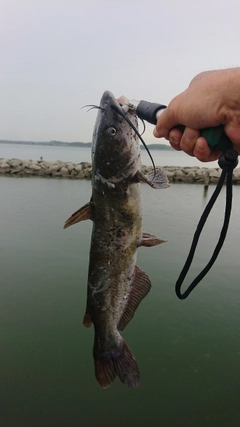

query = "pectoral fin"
[[64, 201, 93, 229], [118, 266, 151, 331], [83, 311, 93, 328], [95, 171, 116, 188], [136, 168, 169, 189], [140, 232, 166, 247]]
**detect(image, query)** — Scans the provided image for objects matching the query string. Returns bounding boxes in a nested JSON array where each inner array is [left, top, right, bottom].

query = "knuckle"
[[180, 137, 195, 153]]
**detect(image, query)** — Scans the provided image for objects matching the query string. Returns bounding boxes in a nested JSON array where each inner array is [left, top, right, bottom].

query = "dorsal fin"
[[118, 266, 151, 331]]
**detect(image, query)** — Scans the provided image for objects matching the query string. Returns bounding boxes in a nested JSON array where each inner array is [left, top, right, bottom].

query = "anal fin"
[[140, 232, 166, 247], [64, 201, 93, 229], [136, 168, 169, 189], [118, 266, 151, 331]]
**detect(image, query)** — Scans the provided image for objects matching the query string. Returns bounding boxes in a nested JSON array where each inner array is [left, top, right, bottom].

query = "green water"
[[1, 176, 240, 427]]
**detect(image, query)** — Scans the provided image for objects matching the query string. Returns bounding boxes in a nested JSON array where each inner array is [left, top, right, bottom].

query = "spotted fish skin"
[[64, 91, 168, 388]]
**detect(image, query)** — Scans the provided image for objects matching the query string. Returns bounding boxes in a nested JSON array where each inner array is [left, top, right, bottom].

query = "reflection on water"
[[0, 176, 240, 427]]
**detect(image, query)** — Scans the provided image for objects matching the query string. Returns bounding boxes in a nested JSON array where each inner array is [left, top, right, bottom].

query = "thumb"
[[153, 107, 179, 139]]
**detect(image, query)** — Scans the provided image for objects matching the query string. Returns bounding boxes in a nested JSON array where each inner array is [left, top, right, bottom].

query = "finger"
[[193, 138, 222, 162], [153, 107, 178, 138], [117, 95, 129, 105], [180, 128, 200, 156], [168, 128, 183, 151]]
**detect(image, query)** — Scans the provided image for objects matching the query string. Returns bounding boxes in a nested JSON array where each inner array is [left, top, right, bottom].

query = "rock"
[[38, 162, 47, 170], [80, 162, 91, 168], [22, 160, 32, 168], [0, 158, 10, 165], [42, 169, 52, 175], [30, 163, 41, 171], [196, 169, 206, 177], [9, 159, 22, 167], [233, 169, 240, 184], [233, 168, 240, 179], [0, 168, 11, 173], [71, 169, 77, 177], [65, 162, 75, 171], [0, 162, 10, 169], [185, 171, 196, 181], [75, 172, 85, 178], [83, 170, 92, 179], [75, 164, 83, 172], [195, 176, 205, 183], [208, 169, 220, 183], [56, 160, 65, 167], [174, 169, 185, 181], [195, 169, 207, 182], [60, 167, 69, 177], [50, 164, 60, 172], [164, 170, 175, 179], [51, 171, 62, 177], [10, 166, 23, 173], [209, 168, 220, 178]]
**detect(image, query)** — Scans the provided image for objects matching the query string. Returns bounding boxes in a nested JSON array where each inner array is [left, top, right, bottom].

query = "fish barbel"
[[64, 91, 169, 388]]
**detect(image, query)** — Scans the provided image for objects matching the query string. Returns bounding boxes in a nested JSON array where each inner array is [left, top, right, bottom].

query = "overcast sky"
[[1, 0, 240, 144]]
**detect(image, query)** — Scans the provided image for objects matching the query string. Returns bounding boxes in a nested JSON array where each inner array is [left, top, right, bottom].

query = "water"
[[0, 143, 219, 168], [1, 171, 240, 426]]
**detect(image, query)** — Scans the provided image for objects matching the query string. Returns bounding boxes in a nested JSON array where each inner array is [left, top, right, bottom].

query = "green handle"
[[176, 124, 232, 151], [200, 125, 232, 151]]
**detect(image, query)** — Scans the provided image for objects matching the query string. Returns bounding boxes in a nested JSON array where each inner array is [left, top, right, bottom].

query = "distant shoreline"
[[0, 140, 173, 151]]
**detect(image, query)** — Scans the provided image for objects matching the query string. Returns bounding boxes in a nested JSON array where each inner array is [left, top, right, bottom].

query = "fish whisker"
[[81, 105, 105, 113], [111, 105, 156, 176], [140, 119, 146, 136]]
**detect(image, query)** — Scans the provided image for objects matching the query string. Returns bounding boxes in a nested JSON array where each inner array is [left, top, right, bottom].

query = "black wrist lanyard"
[[175, 147, 238, 300]]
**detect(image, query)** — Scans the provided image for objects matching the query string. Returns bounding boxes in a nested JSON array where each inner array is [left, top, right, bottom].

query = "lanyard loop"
[[175, 149, 238, 300]]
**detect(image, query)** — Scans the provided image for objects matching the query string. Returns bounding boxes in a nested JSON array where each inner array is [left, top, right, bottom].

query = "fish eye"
[[106, 127, 117, 137]]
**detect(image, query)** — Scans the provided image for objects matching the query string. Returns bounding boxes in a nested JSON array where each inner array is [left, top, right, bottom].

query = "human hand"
[[153, 69, 240, 161]]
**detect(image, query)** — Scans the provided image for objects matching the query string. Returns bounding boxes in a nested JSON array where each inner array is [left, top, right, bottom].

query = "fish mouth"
[[99, 91, 133, 118], [100, 90, 122, 112]]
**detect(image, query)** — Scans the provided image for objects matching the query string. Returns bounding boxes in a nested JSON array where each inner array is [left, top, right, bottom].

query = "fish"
[[64, 91, 169, 388]]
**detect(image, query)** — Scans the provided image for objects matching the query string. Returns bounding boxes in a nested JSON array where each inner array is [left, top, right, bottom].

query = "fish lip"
[[99, 91, 134, 118], [100, 90, 120, 111]]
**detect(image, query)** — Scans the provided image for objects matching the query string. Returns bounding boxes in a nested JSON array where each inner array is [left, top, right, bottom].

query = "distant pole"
[[204, 170, 210, 195]]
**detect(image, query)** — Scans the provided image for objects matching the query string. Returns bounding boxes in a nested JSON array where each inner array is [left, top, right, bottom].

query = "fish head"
[[92, 91, 141, 181]]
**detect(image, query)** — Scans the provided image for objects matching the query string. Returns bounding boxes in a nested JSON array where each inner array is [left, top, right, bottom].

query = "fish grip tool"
[[132, 100, 232, 151], [128, 99, 239, 298]]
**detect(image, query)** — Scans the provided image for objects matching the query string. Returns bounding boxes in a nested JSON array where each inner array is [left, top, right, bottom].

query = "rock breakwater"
[[0, 158, 92, 179], [1, 158, 240, 184]]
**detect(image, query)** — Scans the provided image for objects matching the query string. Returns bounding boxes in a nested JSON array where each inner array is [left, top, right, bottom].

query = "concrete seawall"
[[1, 158, 240, 184]]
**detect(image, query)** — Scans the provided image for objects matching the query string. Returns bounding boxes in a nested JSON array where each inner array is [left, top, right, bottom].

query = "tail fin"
[[94, 336, 140, 388]]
